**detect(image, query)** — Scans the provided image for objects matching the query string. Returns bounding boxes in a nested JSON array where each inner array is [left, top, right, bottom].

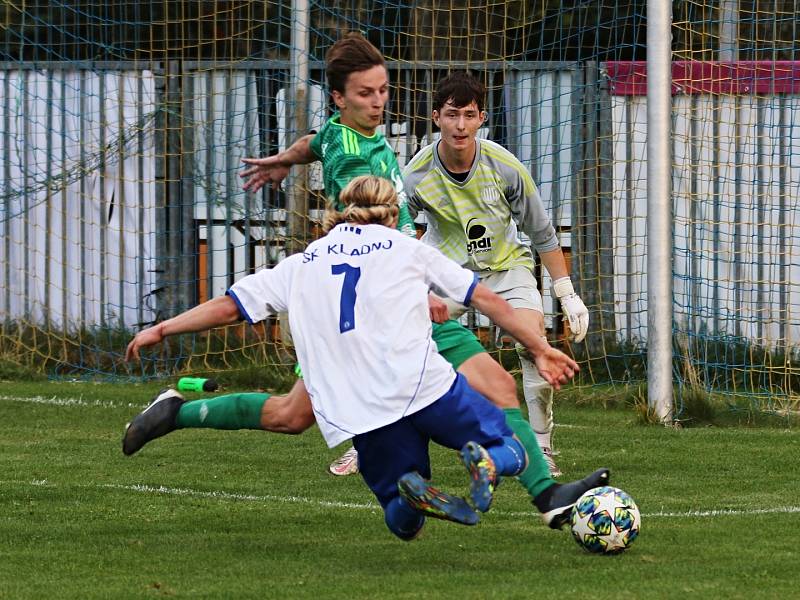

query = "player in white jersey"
[[124, 175, 610, 539], [122, 33, 526, 484], [403, 72, 590, 477]]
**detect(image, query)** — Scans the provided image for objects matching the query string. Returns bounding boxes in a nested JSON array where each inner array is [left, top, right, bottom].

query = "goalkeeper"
[[401, 71, 590, 476]]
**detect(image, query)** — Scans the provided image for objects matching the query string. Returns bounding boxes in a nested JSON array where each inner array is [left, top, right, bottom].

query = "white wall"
[[0, 69, 158, 329]]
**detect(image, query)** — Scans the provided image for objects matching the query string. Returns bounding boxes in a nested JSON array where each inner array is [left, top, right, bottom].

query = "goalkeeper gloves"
[[553, 277, 589, 343]]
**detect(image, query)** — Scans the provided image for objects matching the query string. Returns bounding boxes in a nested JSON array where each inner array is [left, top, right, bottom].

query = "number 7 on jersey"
[[331, 263, 361, 333]]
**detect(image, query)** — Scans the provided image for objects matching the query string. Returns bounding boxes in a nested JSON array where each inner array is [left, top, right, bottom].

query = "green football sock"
[[176, 392, 270, 430], [503, 407, 555, 499]]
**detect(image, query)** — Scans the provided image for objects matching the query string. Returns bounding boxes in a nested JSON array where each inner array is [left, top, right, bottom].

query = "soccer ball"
[[570, 486, 641, 554]]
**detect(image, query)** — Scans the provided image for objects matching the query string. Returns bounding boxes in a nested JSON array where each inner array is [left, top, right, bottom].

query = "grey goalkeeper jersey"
[[402, 138, 558, 273]]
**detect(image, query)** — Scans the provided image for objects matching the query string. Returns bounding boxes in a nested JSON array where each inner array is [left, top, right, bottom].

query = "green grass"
[[0, 381, 798, 599]]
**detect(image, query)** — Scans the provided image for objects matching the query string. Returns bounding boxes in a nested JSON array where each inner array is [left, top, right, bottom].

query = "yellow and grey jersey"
[[402, 138, 558, 273]]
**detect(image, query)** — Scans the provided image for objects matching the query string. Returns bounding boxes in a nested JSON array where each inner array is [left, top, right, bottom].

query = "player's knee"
[[260, 393, 314, 434], [460, 355, 519, 409], [491, 368, 519, 408], [515, 342, 532, 362], [282, 406, 315, 434]]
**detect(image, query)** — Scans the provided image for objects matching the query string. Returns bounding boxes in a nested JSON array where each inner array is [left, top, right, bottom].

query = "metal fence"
[[3, 60, 800, 354]]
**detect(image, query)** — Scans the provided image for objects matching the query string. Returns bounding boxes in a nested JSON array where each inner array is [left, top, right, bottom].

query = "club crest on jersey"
[[482, 186, 501, 204], [465, 218, 492, 255]]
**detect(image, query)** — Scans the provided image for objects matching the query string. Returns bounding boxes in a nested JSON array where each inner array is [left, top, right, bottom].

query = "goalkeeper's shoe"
[[122, 388, 185, 456], [459, 441, 498, 513], [329, 446, 359, 476], [542, 447, 563, 478], [398, 472, 479, 526], [536, 467, 611, 529]]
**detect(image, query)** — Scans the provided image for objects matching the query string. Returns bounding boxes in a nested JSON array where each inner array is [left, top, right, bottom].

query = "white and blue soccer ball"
[[570, 486, 641, 554]]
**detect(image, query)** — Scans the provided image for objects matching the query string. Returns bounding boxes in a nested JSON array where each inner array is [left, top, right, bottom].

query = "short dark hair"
[[325, 33, 386, 94], [433, 71, 486, 112]]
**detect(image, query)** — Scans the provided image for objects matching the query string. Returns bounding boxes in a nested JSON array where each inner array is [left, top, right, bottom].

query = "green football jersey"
[[309, 113, 416, 237]]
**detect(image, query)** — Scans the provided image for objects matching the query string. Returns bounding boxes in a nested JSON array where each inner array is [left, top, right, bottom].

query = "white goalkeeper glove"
[[553, 277, 589, 343]]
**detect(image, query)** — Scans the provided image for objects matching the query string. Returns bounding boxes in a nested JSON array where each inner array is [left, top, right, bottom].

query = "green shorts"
[[432, 319, 486, 369]]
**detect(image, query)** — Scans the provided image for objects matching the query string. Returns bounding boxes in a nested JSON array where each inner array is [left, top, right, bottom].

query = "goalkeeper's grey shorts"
[[442, 265, 543, 320]]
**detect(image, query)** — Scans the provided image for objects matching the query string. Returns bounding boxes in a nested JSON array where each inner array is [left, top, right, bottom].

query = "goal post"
[[647, 0, 674, 423]]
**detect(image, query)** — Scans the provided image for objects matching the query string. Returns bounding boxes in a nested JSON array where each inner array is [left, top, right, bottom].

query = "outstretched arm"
[[468, 283, 578, 389], [126, 296, 242, 361], [240, 134, 316, 193], [512, 165, 589, 345]]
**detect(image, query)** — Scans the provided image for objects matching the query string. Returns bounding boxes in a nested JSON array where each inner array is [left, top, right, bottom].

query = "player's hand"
[[531, 347, 579, 391], [427, 294, 450, 324], [240, 156, 291, 193], [125, 325, 165, 362], [553, 277, 589, 343]]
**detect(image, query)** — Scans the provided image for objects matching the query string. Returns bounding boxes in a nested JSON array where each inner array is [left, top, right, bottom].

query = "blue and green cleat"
[[460, 441, 498, 513], [398, 472, 480, 526]]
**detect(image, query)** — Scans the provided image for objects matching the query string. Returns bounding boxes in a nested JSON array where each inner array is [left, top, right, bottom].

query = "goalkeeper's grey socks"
[[518, 353, 555, 449]]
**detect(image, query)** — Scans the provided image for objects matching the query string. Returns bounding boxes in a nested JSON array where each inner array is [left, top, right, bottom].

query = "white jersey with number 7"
[[227, 223, 479, 447]]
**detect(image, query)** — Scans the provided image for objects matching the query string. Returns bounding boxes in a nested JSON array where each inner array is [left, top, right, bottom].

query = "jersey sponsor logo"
[[321, 142, 329, 157], [326, 239, 394, 257], [465, 218, 492, 255]]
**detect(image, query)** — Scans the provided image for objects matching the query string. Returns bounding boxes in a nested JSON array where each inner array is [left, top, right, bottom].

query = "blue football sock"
[[385, 496, 425, 541], [488, 436, 527, 477]]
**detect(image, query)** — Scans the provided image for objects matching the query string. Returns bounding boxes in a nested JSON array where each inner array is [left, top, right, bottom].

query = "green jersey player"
[[308, 112, 415, 236]]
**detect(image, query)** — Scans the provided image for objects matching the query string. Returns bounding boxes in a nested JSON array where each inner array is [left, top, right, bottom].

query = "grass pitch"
[[0, 380, 797, 599]]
